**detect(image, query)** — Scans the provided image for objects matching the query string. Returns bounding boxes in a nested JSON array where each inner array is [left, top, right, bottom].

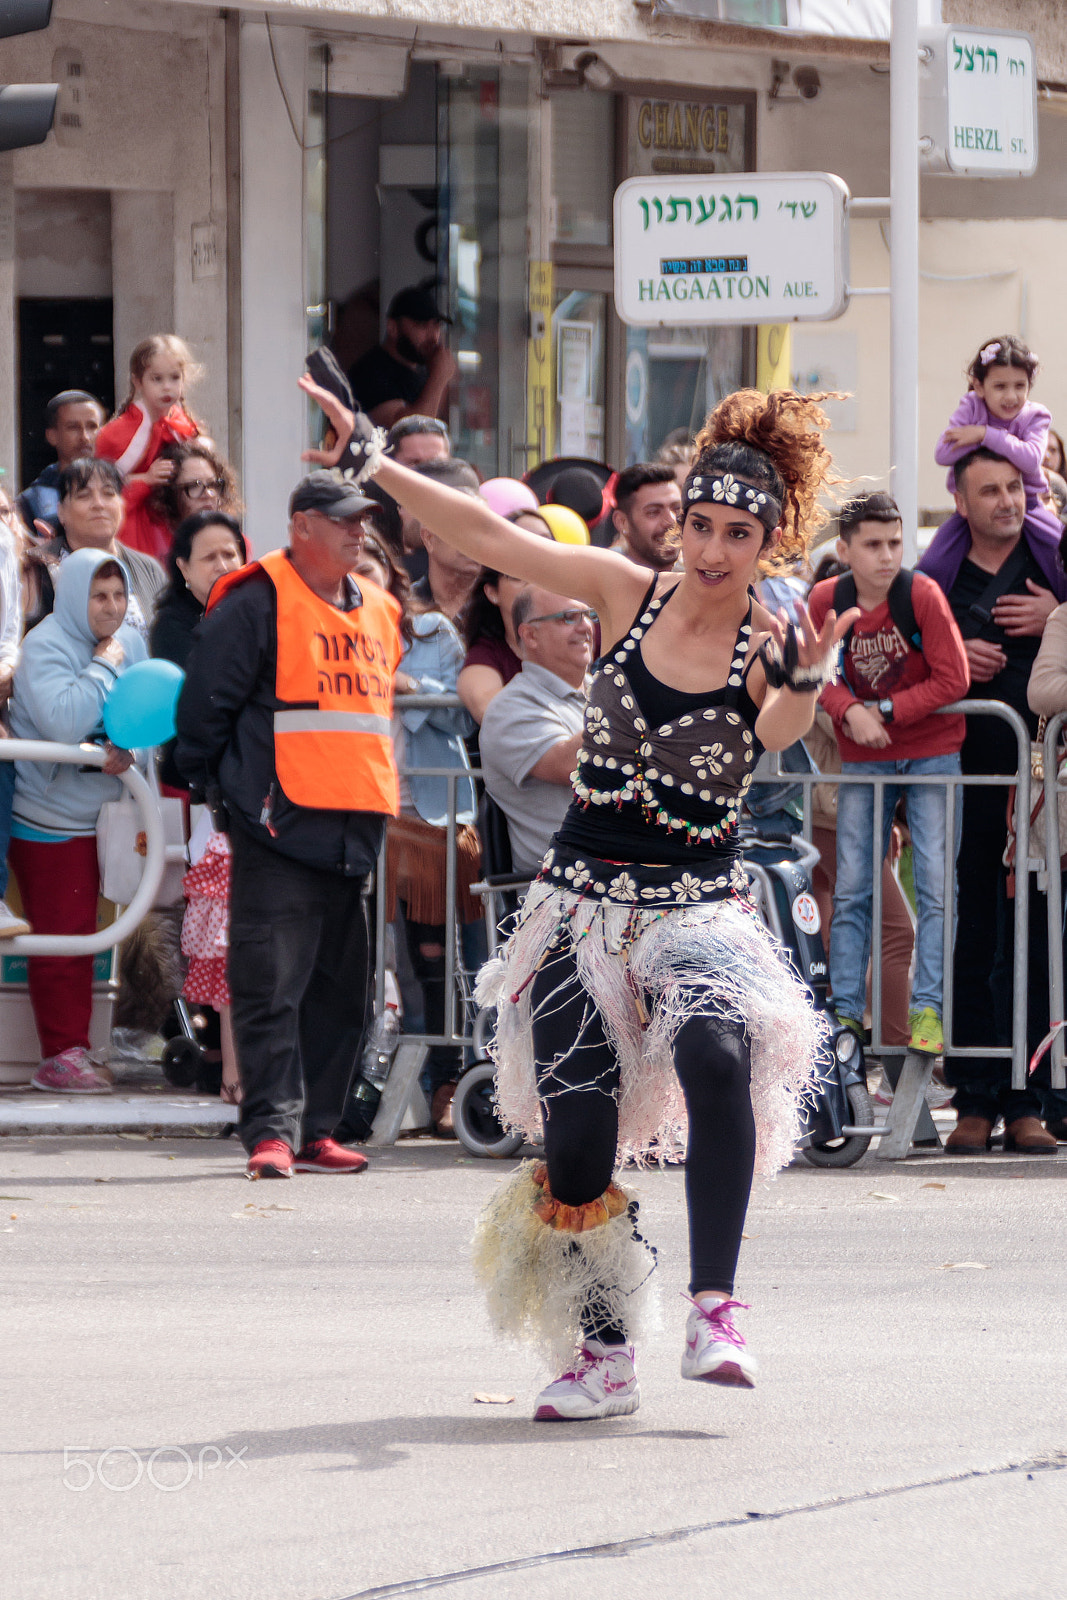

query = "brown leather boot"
[[431, 1082, 458, 1138], [944, 1115, 993, 1153], [1003, 1116, 1059, 1153]]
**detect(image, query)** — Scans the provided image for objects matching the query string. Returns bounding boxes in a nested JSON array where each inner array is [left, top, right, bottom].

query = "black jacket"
[[173, 564, 384, 875], [150, 584, 204, 790]]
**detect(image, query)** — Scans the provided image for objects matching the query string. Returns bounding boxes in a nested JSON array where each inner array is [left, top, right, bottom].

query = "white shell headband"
[[684, 471, 782, 532]]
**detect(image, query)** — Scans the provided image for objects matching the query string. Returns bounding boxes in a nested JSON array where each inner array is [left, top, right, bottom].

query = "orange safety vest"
[[208, 548, 402, 814]]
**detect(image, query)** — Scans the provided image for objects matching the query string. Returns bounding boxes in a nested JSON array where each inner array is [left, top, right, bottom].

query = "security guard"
[[176, 471, 402, 1178]]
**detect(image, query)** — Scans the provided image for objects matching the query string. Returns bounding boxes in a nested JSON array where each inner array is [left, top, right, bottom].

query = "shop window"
[[552, 93, 614, 246]]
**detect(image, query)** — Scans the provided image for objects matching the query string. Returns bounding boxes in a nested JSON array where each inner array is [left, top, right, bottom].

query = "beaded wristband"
[[333, 425, 389, 487], [758, 628, 837, 692]]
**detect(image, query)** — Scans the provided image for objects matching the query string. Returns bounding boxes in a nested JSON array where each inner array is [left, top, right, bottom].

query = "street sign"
[[919, 26, 1037, 178], [613, 171, 849, 328]]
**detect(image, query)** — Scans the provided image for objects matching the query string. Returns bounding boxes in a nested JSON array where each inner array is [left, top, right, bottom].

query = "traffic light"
[[0, 0, 57, 153]]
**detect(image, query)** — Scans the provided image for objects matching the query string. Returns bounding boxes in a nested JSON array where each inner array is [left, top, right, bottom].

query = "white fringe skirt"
[[475, 851, 826, 1178]]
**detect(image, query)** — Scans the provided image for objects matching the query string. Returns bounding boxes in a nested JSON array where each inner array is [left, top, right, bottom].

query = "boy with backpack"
[[807, 493, 970, 1055]]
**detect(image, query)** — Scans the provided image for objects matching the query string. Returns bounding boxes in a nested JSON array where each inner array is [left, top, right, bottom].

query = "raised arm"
[[298, 373, 652, 648]]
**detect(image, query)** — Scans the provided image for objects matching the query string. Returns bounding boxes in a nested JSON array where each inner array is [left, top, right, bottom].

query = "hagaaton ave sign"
[[613, 172, 849, 328]]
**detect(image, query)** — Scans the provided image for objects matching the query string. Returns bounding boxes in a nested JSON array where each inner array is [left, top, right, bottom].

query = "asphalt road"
[[2, 1134, 1064, 1600]]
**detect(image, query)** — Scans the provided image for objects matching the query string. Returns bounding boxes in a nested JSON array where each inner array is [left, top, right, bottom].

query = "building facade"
[[2, 0, 1065, 543]]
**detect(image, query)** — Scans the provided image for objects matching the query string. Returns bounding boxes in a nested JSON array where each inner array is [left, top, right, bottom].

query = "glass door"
[[439, 65, 530, 476], [305, 42, 328, 449]]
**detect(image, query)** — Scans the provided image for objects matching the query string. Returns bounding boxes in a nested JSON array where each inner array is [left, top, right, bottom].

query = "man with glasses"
[[480, 586, 595, 875], [175, 470, 403, 1180]]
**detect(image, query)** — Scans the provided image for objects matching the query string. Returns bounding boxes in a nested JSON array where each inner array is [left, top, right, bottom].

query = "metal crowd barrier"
[[1042, 712, 1067, 1091], [0, 740, 167, 952], [372, 693, 1066, 1151], [776, 699, 1035, 1092]]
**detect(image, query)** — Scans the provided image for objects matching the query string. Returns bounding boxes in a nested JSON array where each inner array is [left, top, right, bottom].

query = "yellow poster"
[[756, 324, 792, 393], [526, 261, 554, 466]]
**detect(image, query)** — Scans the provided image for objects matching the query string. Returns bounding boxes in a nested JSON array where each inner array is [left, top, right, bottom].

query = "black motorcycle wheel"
[[801, 1080, 874, 1168], [452, 1060, 526, 1159]]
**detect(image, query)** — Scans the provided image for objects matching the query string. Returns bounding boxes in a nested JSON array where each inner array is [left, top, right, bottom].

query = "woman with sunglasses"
[[149, 440, 241, 550], [301, 374, 855, 1421]]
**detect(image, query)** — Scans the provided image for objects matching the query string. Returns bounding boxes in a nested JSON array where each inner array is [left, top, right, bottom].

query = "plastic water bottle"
[[361, 1006, 400, 1090]]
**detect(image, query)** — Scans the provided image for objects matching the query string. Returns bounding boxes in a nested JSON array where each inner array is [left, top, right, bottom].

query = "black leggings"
[[530, 942, 756, 1302]]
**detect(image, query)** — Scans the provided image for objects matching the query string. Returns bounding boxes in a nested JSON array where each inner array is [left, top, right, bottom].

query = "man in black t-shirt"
[[347, 287, 456, 428], [923, 450, 1062, 1152]]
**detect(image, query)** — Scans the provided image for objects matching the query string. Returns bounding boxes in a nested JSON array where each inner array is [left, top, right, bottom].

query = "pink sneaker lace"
[[683, 1294, 751, 1348], [557, 1347, 602, 1384]]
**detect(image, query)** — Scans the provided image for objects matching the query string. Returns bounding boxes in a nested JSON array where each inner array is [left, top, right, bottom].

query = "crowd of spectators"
[[2, 324, 1067, 1164]]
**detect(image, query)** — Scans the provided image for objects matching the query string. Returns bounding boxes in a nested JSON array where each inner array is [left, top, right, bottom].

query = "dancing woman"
[[302, 376, 855, 1420]]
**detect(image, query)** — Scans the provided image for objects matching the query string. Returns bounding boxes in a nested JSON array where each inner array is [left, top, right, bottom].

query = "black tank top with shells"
[[553, 578, 763, 868]]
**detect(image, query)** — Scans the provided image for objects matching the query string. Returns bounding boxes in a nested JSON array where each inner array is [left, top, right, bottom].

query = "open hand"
[[765, 602, 861, 672], [298, 373, 380, 475], [298, 374, 354, 466]]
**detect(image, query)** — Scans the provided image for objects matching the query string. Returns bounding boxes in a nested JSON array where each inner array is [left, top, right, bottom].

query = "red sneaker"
[[246, 1139, 294, 1180], [293, 1138, 368, 1174]]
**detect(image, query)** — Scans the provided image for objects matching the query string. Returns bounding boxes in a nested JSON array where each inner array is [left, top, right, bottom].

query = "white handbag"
[[96, 762, 188, 907]]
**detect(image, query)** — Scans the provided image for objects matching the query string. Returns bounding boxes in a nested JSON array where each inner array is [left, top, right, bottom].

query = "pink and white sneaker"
[[680, 1297, 758, 1388], [534, 1340, 639, 1421], [31, 1047, 111, 1095]]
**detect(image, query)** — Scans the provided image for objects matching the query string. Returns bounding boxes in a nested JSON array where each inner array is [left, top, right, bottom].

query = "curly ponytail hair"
[[690, 388, 845, 568]]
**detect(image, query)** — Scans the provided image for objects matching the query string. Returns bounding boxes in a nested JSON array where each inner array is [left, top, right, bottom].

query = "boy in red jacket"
[[807, 493, 970, 1056]]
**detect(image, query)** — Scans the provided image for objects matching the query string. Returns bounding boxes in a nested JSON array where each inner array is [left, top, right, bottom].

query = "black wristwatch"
[[865, 697, 894, 723]]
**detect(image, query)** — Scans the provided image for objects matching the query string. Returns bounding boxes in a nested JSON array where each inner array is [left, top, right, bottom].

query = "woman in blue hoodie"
[[8, 547, 144, 1094]]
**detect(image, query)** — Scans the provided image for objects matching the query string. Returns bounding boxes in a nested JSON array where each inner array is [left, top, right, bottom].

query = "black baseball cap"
[[387, 286, 452, 325], [289, 470, 376, 520]]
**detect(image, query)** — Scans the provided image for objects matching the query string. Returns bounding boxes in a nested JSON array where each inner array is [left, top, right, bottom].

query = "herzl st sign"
[[920, 26, 1037, 177]]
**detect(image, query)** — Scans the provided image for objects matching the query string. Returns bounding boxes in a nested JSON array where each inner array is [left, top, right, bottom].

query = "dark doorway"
[[18, 298, 114, 488]]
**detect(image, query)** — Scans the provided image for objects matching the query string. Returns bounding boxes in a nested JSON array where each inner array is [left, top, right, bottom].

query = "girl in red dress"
[[95, 336, 202, 561]]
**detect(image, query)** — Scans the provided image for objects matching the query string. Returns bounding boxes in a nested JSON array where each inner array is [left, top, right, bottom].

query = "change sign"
[[614, 172, 849, 328]]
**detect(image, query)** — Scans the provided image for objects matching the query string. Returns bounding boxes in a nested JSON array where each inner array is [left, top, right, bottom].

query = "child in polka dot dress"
[[181, 829, 241, 1103]]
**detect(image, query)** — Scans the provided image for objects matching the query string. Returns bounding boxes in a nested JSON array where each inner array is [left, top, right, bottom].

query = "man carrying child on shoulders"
[[807, 493, 970, 1058]]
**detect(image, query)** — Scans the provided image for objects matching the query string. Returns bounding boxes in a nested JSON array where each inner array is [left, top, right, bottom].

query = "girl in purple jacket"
[[936, 335, 1050, 502], [924, 335, 1064, 588]]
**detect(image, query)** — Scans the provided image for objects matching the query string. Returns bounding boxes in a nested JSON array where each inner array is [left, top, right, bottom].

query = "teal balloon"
[[103, 659, 185, 748]]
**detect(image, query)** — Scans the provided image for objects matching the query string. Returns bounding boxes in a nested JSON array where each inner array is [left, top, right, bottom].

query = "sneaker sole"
[[534, 1389, 640, 1421], [30, 1079, 111, 1095], [681, 1356, 758, 1388], [291, 1161, 367, 1173], [246, 1165, 293, 1180]]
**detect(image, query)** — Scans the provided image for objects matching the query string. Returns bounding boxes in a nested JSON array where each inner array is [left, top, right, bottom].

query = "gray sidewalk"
[[1, 1136, 1063, 1600]]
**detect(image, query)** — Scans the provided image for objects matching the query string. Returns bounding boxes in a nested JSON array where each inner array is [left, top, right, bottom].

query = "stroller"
[[450, 806, 875, 1168]]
